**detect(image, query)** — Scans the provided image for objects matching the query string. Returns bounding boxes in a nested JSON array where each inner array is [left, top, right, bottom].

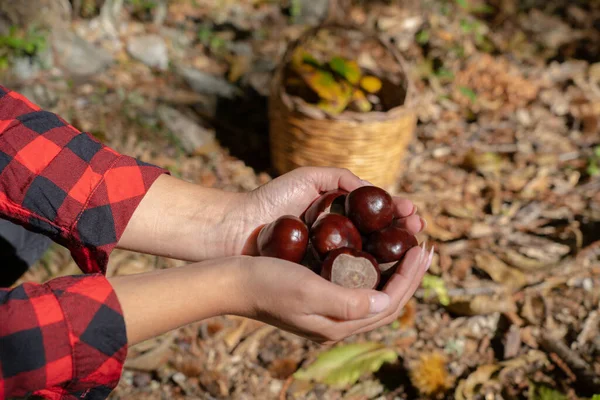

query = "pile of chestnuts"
[[256, 186, 419, 290]]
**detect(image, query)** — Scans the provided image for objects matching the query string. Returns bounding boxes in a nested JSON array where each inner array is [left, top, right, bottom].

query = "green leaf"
[[472, 4, 495, 14], [294, 342, 397, 388], [587, 160, 600, 177], [329, 56, 361, 85], [591, 395, 600, 400], [529, 384, 568, 400], [416, 30, 430, 45], [459, 86, 477, 103], [460, 19, 474, 33], [435, 67, 455, 81], [422, 273, 450, 306], [455, 0, 469, 9], [594, 145, 600, 158]]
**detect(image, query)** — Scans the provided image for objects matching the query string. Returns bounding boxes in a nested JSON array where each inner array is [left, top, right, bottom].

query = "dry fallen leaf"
[[475, 252, 528, 289]]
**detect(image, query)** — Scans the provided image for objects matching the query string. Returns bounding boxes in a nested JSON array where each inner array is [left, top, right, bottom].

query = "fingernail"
[[360, 179, 374, 186], [419, 216, 427, 232], [418, 240, 428, 266], [369, 292, 390, 314], [426, 247, 434, 271], [410, 205, 418, 216]]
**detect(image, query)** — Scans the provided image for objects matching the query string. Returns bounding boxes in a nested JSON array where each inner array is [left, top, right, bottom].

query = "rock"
[[127, 34, 169, 70], [176, 66, 241, 99], [292, 0, 329, 24], [51, 28, 113, 77], [11, 57, 41, 82], [157, 105, 216, 155], [19, 84, 58, 109]]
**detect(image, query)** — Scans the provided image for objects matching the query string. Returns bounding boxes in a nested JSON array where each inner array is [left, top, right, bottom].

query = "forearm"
[[108, 256, 247, 345], [117, 174, 246, 261]]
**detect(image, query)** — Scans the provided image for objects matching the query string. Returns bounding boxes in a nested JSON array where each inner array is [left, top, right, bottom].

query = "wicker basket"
[[268, 23, 417, 190]]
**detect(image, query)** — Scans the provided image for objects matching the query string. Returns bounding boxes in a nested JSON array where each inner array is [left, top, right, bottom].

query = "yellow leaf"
[[294, 342, 397, 388], [228, 55, 251, 82], [360, 76, 382, 94], [314, 79, 352, 115], [351, 89, 372, 113]]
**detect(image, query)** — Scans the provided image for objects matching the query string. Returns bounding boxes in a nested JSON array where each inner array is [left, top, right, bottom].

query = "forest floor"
[[3, 0, 600, 399]]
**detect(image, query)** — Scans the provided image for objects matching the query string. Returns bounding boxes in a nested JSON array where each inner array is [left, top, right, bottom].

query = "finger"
[[300, 167, 369, 193], [392, 197, 415, 218], [307, 278, 391, 321], [313, 245, 426, 333], [393, 214, 426, 235], [396, 244, 433, 308], [352, 245, 432, 335]]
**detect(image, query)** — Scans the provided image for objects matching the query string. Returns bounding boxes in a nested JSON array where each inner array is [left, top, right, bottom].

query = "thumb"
[[311, 280, 391, 321]]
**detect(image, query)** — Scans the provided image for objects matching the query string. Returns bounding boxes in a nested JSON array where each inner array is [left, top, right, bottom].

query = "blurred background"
[[1, 0, 599, 399]]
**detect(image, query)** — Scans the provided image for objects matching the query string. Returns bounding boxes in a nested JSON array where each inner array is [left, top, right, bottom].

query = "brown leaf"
[[445, 295, 516, 316], [124, 332, 176, 371], [228, 55, 251, 82], [268, 358, 299, 380], [475, 252, 528, 289]]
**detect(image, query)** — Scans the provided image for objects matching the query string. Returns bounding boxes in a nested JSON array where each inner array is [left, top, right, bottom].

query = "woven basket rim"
[[270, 22, 415, 123]]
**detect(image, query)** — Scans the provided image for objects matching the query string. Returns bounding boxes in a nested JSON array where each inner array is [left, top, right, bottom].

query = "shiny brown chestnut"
[[257, 215, 309, 263], [321, 247, 380, 289], [310, 214, 362, 259], [345, 186, 394, 234], [303, 189, 348, 228], [364, 226, 418, 263]]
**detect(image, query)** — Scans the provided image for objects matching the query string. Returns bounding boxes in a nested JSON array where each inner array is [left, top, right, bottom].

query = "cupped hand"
[[232, 167, 426, 256], [235, 243, 433, 344]]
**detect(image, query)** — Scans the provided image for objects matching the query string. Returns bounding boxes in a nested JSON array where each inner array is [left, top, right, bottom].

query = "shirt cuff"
[[1, 275, 127, 400], [33, 274, 127, 399], [67, 155, 167, 274]]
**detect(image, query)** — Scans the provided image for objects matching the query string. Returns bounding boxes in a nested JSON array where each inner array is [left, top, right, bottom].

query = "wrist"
[[110, 256, 248, 345]]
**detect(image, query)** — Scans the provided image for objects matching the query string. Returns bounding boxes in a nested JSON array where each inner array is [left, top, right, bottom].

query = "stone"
[[19, 84, 58, 109], [157, 105, 216, 155], [11, 57, 41, 82], [51, 28, 113, 78], [292, 0, 329, 24], [176, 66, 241, 99], [127, 34, 169, 70]]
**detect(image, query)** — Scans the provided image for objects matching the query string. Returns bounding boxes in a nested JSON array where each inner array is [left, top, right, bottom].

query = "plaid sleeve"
[[0, 274, 127, 399], [0, 84, 168, 273]]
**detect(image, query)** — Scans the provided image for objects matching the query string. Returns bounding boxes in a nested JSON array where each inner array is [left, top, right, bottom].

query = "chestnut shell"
[[309, 213, 362, 259], [345, 186, 394, 234], [303, 189, 348, 228], [321, 247, 380, 290], [257, 215, 309, 263], [364, 226, 418, 263]]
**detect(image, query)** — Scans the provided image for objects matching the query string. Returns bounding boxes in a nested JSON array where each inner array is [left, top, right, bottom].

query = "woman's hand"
[[118, 167, 425, 263], [112, 245, 432, 346], [236, 243, 432, 344], [235, 167, 426, 256]]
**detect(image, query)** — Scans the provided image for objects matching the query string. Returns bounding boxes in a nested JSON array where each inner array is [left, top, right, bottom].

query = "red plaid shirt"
[[0, 85, 167, 399]]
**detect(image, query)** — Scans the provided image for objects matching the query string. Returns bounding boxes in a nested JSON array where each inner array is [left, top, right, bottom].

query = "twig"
[[538, 332, 600, 391], [279, 376, 293, 400], [576, 307, 599, 348]]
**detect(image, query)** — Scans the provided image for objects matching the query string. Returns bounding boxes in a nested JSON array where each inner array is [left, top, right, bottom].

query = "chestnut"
[[321, 247, 380, 289], [345, 186, 394, 234], [257, 215, 309, 263], [309, 213, 362, 259], [377, 261, 399, 289], [364, 226, 418, 263], [303, 189, 348, 228]]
